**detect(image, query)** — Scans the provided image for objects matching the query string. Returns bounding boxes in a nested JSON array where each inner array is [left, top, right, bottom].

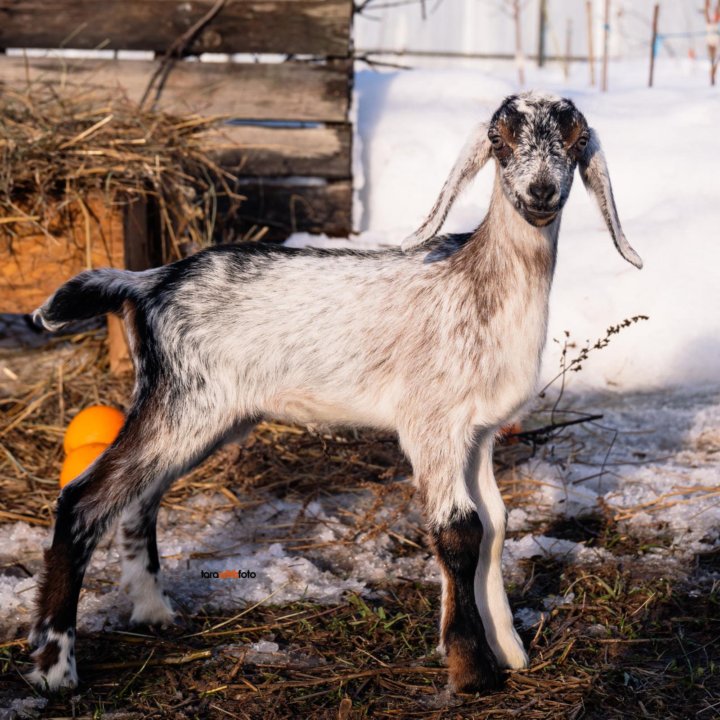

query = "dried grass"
[[0, 83, 239, 262], [1, 338, 718, 718]]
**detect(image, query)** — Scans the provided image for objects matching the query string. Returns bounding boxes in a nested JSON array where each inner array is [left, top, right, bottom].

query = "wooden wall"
[[0, 0, 355, 244]]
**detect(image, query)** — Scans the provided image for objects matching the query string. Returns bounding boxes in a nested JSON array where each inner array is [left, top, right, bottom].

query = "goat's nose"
[[528, 181, 557, 205]]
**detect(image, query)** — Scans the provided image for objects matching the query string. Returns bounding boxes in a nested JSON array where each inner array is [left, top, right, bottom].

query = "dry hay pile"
[[2, 342, 718, 718], [0, 83, 240, 262]]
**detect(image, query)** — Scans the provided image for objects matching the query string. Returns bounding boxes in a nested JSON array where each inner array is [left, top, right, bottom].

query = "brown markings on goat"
[[521, 236, 556, 280], [451, 222, 507, 326], [562, 121, 584, 149], [430, 512, 501, 692], [34, 640, 60, 672], [34, 543, 76, 632], [496, 119, 518, 150]]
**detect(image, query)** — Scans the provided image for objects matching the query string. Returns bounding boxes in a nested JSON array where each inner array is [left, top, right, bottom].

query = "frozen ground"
[[2, 386, 719, 645], [1, 57, 719, 709]]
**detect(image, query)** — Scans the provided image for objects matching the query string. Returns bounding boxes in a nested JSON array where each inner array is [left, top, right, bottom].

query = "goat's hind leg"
[[27, 405, 234, 691], [117, 416, 258, 628], [118, 490, 175, 627], [28, 446, 134, 691]]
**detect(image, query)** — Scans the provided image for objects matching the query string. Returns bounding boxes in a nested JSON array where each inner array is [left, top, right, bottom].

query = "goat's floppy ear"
[[579, 128, 643, 269], [401, 123, 492, 252]]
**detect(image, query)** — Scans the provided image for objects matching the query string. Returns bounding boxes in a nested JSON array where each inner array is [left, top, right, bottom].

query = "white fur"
[[469, 436, 529, 669], [122, 567, 175, 626]]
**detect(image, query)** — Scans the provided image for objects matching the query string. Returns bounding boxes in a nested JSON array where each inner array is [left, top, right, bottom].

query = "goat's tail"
[[31, 268, 162, 332]]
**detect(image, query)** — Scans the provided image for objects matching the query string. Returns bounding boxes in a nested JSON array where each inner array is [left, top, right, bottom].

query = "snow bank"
[[292, 57, 720, 392]]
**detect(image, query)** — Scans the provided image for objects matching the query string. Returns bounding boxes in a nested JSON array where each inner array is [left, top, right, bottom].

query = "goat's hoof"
[[500, 645, 529, 670], [129, 592, 176, 628], [447, 640, 503, 694], [27, 629, 78, 692], [494, 634, 529, 670], [27, 665, 79, 692]]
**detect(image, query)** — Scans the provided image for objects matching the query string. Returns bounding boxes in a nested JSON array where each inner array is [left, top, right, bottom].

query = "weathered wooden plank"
[[211, 124, 351, 178], [0, 0, 353, 56], [107, 314, 132, 374], [123, 194, 164, 269], [0, 56, 352, 122], [216, 179, 352, 242]]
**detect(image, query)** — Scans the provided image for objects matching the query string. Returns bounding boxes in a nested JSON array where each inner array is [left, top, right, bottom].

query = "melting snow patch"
[[504, 534, 612, 568], [0, 697, 48, 720]]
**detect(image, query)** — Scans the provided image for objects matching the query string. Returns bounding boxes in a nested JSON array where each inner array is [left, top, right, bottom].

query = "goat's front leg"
[[406, 431, 501, 692], [468, 432, 528, 669]]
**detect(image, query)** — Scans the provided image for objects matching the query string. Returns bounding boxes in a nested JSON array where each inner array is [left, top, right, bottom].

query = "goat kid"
[[27, 92, 641, 693]]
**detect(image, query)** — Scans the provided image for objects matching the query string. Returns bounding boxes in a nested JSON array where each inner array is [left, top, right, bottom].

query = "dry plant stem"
[[140, 0, 229, 110], [538, 315, 649, 398]]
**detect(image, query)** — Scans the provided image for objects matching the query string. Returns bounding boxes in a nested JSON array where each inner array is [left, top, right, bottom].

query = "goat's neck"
[[481, 172, 561, 276], [468, 175, 561, 295]]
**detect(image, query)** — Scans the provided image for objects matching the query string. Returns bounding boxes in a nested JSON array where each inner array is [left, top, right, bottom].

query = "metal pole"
[[601, 0, 610, 92]]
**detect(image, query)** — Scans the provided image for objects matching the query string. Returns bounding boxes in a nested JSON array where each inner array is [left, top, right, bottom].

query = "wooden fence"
[[0, 0, 355, 242], [0, 0, 353, 366]]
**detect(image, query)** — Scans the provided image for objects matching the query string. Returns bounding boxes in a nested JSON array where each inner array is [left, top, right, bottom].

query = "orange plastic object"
[[60, 443, 109, 488], [63, 405, 124, 454]]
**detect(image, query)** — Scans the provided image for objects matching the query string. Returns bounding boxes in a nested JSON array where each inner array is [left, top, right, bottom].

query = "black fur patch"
[[44, 273, 125, 325]]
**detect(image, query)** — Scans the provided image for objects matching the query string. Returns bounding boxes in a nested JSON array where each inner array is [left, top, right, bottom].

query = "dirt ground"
[[1, 334, 719, 719]]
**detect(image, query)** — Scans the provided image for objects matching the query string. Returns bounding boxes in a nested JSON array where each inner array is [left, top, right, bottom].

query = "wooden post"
[[107, 316, 132, 375], [108, 194, 163, 375], [564, 18, 573, 80], [538, 0, 547, 68], [601, 0, 610, 92], [586, 0, 596, 86], [513, 0, 525, 86], [705, 0, 720, 86], [648, 3, 660, 88]]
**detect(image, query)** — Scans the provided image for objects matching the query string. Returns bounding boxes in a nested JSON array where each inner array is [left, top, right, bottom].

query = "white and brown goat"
[[28, 92, 641, 692]]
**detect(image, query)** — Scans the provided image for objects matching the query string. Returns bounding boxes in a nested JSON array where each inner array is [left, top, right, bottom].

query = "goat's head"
[[488, 93, 586, 228], [402, 92, 642, 269]]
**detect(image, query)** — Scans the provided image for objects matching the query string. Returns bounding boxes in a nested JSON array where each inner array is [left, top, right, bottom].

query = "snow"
[[303, 57, 720, 392], [0, 488, 437, 640], [0, 697, 47, 720], [3, 382, 717, 642]]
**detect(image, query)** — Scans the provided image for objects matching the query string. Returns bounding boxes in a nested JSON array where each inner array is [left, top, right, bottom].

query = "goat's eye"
[[575, 135, 589, 151], [489, 134, 504, 149]]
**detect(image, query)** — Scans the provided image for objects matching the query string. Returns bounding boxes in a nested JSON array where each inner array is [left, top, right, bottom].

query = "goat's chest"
[[465, 284, 550, 426]]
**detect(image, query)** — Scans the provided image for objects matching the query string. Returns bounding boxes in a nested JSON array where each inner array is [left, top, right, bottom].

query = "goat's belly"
[[262, 387, 398, 430]]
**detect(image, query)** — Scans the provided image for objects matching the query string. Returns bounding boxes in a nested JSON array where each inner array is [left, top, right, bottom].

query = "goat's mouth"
[[522, 207, 559, 227]]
